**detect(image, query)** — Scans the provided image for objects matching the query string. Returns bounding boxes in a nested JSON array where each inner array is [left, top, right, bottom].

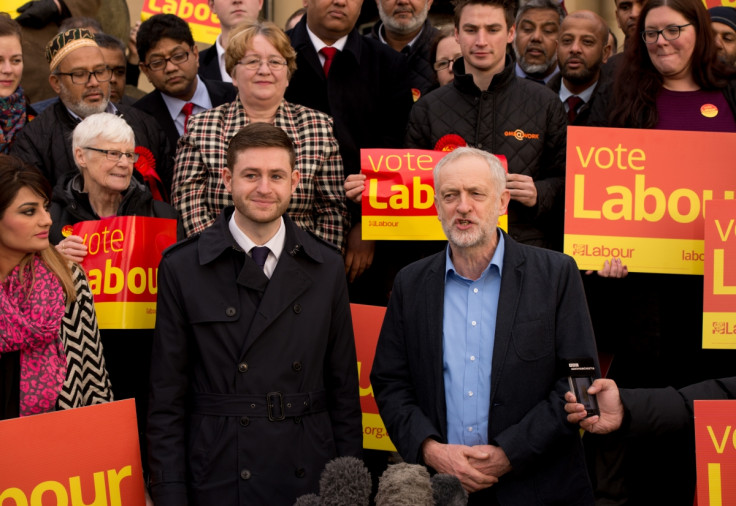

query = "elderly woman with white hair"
[[49, 112, 182, 251], [49, 112, 181, 470]]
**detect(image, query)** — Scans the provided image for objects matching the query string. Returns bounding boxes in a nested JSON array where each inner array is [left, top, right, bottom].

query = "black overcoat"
[[147, 208, 362, 506]]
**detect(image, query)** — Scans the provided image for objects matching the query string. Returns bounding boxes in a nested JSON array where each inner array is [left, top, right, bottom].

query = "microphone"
[[375, 463, 433, 506], [293, 494, 320, 506], [319, 456, 371, 506], [431, 473, 468, 506]]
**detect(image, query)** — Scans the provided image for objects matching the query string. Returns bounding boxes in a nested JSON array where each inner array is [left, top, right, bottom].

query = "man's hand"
[[344, 224, 374, 282], [469, 445, 512, 478], [506, 174, 537, 207], [127, 21, 142, 65], [422, 439, 499, 493], [565, 378, 624, 434], [344, 173, 366, 204], [585, 258, 629, 278], [16, 0, 62, 28], [55, 234, 88, 264]]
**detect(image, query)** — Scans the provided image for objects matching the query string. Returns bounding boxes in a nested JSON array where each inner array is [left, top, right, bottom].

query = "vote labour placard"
[[141, 0, 220, 45], [351, 304, 396, 452], [0, 399, 146, 506], [361, 149, 507, 240], [564, 127, 736, 274], [71, 216, 177, 329], [703, 200, 736, 349], [695, 400, 736, 506], [5, 0, 24, 17]]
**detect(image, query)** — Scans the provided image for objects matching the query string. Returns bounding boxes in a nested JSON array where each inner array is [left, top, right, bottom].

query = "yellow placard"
[[94, 301, 158, 330], [565, 234, 704, 274], [362, 413, 396, 452]]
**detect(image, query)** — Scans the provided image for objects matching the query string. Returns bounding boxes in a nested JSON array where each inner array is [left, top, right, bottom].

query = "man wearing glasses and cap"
[[11, 28, 172, 197]]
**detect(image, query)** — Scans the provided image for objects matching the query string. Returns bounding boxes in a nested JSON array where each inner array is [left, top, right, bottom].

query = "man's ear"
[[49, 73, 61, 94], [222, 167, 233, 193], [291, 169, 301, 193], [602, 42, 612, 64]]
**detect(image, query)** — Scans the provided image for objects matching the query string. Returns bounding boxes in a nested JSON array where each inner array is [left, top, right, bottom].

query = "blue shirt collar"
[[445, 229, 505, 281]]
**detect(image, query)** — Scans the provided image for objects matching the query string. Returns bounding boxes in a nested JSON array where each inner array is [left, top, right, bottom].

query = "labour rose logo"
[[434, 134, 466, 152], [134, 146, 165, 201]]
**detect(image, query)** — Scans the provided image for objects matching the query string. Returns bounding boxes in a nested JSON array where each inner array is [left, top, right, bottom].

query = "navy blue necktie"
[[251, 247, 269, 270]]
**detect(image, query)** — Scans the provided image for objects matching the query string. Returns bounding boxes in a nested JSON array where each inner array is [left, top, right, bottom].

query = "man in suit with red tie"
[[285, 0, 414, 305], [134, 14, 235, 171]]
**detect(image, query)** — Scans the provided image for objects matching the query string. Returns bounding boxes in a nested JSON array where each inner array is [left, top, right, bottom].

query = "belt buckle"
[[266, 391, 285, 421]]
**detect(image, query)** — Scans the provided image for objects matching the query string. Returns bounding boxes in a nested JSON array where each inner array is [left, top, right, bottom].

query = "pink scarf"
[[0, 256, 66, 416]]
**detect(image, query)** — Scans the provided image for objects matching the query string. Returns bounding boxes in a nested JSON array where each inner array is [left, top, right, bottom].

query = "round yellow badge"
[[701, 104, 718, 118], [61, 224, 74, 237]]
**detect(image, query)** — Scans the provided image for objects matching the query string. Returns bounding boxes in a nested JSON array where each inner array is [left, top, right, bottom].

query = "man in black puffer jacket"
[[406, 0, 567, 251]]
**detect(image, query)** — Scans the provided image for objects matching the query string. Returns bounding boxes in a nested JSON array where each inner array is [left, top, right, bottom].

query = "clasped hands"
[[422, 439, 512, 493]]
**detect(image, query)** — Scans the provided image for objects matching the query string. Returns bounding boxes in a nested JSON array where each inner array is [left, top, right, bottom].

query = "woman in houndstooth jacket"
[[172, 20, 348, 250]]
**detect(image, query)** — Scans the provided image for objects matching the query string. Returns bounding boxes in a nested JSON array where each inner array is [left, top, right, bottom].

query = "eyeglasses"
[[55, 66, 112, 85], [83, 147, 139, 163], [144, 51, 190, 71], [641, 23, 692, 44], [237, 57, 289, 71], [433, 56, 461, 71]]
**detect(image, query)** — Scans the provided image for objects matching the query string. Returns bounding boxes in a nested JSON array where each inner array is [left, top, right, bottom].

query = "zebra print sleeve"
[[57, 264, 114, 410]]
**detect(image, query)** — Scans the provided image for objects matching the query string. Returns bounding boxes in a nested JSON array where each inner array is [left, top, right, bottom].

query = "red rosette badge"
[[434, 134, 467, 152], [134, 146, 165, 202]]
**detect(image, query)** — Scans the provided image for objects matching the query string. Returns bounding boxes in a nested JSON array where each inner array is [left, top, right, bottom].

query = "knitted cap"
[[709, 6, 736, 33], [45, 28, 98, 71]]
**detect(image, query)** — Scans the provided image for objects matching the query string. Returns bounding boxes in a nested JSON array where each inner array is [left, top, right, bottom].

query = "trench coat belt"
[[191, 390, 327, 421]]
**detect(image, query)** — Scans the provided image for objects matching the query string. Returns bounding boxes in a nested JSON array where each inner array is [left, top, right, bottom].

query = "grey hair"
[[433, 147, 507, 196], [515, 0, 566, 25], [72, 113, 134, 153]]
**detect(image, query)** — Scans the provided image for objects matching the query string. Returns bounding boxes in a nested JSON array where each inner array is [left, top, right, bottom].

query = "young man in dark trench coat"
[[147, 123, 362, 505]]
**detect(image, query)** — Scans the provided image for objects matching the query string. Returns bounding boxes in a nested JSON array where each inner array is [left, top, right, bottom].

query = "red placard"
[[703, 200, 736, 348], [704, 0, 736, 8], [361, 149, 508, 240], [695, 400, 736, 505], [351, 303, 395, 451], [564, 127, 736, 274], [69, 216, 177, 329], [0, 400, 146, 505]]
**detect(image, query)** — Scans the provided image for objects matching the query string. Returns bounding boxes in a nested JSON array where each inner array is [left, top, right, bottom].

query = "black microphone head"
[[293, 493, 321, 506], [375, 463, 433, 506], [431, 473, 468, 506], [319, 456, 371, 506]]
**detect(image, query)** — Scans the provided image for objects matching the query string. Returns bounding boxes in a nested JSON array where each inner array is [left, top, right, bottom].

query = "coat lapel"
[[424, 252, 449, 438], [490, 233, 525, 407], [291, 19, 325, 82], [239, 220, 314, 356]]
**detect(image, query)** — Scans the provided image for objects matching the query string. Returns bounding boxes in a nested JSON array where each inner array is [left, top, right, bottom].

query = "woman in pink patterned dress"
[[0, 154, 112, 419]]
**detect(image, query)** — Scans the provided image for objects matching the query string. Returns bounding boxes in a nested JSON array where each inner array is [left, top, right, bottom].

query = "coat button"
[[293, 303, 301, 314], [240, 469, 251, 480], [240, 416, 250, 427], [226, 306, 237, 317], [295, 468, 306, 478], [292, 361, 302, 372], [238, 362, 248, 373]]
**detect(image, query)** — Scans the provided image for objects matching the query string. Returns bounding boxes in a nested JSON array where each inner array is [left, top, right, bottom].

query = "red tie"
[[320, 47, 338, 77], [181, 102, 194, 133], [566, 96, 583, 124]]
